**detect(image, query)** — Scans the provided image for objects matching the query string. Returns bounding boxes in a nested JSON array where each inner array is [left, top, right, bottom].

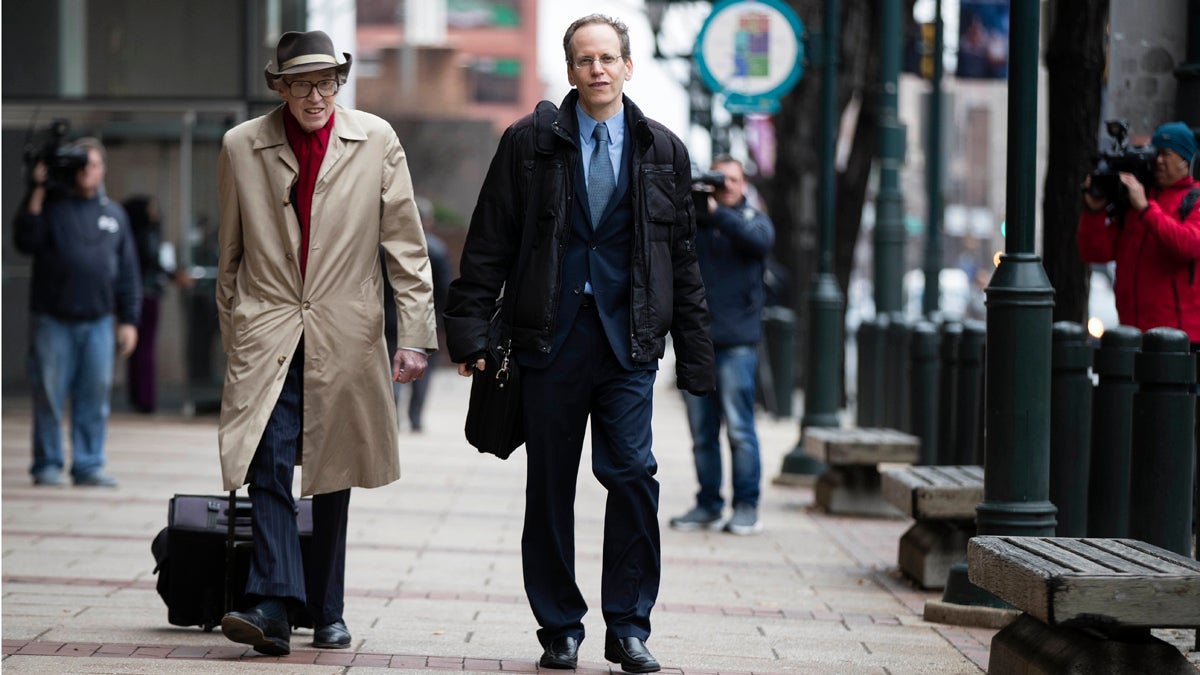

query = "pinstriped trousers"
[[244, 343, 351, 625]]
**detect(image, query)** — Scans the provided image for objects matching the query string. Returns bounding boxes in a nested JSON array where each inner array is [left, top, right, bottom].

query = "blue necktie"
[[588, 123, 615, 226]]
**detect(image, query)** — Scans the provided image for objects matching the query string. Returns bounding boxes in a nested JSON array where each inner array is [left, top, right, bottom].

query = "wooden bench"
[[804, 427, 919, 517], [968, 536, 1200, 674], [881, 465, 983, 589]]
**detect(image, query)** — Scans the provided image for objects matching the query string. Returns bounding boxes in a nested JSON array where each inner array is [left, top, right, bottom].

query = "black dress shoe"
[[539, 635, 579, 669], [313, 619, 352, 649], [220, 608, 290, 656], [604, 637, 661, 673]]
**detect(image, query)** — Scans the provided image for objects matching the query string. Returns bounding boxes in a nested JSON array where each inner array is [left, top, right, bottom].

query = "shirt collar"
[[575, 103, 624, 147]]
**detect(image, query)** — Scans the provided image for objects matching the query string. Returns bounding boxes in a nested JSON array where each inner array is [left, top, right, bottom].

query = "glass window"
[[2, 0, 304, 101], [470, 58, 520, 103], [448, 0, 520, 28]]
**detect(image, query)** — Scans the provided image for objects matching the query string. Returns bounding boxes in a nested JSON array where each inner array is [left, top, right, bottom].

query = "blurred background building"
[[2, 0, 537, 413], [2, 0, 1192, 411]]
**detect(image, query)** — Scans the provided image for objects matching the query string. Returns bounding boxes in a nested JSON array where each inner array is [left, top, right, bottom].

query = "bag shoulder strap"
[[499, 101, 563, 325], [1179, 187, 1200, 221]]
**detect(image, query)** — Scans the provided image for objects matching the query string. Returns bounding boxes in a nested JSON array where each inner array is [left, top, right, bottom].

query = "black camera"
[[692, 169, 726, 192], [23, 119, 89, 196], [1085, 119, 1156, 211], [690, 169, 725, 215]]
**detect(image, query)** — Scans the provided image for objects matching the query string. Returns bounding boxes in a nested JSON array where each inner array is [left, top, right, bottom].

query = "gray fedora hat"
[[264, 30, 352, 88]]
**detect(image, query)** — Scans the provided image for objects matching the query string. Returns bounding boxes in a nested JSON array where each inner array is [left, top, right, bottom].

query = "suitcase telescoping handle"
[[224, 489, 236, 614]]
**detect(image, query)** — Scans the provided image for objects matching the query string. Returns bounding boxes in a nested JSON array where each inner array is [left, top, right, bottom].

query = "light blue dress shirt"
[[576, 104, 625, 187]]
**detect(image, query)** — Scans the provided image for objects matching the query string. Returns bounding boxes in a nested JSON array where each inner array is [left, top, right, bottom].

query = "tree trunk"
[[835, 3, 882, 298], [764, 0, 882, 389], [1043, 0, 1109, 325]]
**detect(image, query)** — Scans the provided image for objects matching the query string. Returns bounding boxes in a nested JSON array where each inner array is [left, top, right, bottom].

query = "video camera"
[[23, 119, 89, 196], [1085, 119, 1156, 212], [690, 168, 725, 215]]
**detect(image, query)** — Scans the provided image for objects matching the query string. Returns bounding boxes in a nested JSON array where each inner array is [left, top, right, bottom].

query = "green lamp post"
[[779, 0, 844, 477]]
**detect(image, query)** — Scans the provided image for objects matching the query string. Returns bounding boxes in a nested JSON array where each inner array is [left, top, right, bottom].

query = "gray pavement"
[[1, 369, 1193, 673]]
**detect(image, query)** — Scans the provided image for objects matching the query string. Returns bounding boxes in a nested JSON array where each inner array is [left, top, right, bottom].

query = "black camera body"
[[1087, 119, 1156, 211], [692, 170, 726, 191], [690, 169, 725, 216], [24, 119, 89, 196]]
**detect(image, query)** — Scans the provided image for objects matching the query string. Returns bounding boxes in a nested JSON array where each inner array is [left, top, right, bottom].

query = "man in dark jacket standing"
[[669, 156, 774, 536], [444, 14, 714, 674], [15, 138, 141, 487]]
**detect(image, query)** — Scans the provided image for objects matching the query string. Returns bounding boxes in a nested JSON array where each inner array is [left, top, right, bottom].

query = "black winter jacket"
[[445, 92, 715, 394]]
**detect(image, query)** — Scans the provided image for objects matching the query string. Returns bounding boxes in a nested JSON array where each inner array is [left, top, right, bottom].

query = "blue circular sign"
[[694, 0, 806, 113]]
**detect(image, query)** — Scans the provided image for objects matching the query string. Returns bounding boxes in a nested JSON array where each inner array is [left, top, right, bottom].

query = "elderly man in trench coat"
[[214, 30, 436, 656]]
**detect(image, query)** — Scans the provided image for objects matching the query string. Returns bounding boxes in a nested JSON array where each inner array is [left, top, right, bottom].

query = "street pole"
[[779, 0, 843, 478], [1175, 0, 1199, 129], [976, 0, 1056, 539], [875, 0, 905, 315], [922, 0, 944, 316], [937, 0, 1055, 611]]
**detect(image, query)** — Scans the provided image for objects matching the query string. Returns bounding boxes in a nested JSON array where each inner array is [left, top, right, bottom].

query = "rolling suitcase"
[[151, 491, 314, 630]]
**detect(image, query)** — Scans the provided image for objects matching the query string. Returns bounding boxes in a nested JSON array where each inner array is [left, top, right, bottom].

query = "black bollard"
[[884, 312, 912, 432], [1049, 322, 1094, 537], [856, 316, 884, 427], [1086, 325, 1141, 538], [909, 321, 940, 465], [936, 321, 963, 465], [1129, 327, 1196, 557], [955, 320, 986, 465]]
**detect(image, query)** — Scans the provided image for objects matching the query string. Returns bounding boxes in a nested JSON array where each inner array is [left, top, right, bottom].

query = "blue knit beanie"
[[1151, 121, 1197, 163]]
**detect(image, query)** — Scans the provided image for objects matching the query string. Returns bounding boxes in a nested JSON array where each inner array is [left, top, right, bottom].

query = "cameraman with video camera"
[[1077, 121, 1200, 345], [670, 155, 774, 536], [14, 134, 141, 487]]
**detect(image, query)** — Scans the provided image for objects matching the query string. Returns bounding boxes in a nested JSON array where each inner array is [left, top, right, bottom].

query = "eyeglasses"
[[286, 79, 340, 98], [571, 54, 623, 70]]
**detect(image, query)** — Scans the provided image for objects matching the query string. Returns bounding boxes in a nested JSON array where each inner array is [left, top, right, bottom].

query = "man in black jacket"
[[444, 13, 714, 674]]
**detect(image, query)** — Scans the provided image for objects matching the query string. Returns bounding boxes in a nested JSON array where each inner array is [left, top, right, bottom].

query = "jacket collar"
[[252, 103, 367, 151], [252, 103, 367, 184], [543, 90, 653, 155]]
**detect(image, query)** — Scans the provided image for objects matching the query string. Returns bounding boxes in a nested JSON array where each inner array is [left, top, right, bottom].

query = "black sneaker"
[[724, 504, 763, 535], [33, 469, 63, 486], [73, 471, 118, 487], [668, 506, 723, 531]]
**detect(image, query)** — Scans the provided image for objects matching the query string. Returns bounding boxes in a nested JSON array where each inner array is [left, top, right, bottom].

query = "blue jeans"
[[27, 314, 114, 479], [682, 344, 762, 512]]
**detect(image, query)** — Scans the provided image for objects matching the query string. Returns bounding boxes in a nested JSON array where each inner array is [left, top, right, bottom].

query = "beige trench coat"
[[216, 104, 436, 496]]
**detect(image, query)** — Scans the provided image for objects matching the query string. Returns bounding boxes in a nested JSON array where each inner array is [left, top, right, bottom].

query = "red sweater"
[[1077, 176, 1200, 341]]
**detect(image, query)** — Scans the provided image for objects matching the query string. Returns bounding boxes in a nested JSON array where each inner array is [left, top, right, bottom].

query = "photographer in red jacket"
[[1077, 121, 1200, 345]]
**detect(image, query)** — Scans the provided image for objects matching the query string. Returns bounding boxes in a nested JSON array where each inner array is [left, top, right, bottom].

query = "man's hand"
[[457, 358, 486, 377], [393, 349, 428, 384], [1118, 172, 1148, 212], [116, 324, 138, 358], [29, 162, 47, 188], [1081, 175, 1107, 212]]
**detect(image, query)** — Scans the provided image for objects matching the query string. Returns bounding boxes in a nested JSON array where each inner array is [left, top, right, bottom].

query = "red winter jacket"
[[1077, 176, 1200, 341]]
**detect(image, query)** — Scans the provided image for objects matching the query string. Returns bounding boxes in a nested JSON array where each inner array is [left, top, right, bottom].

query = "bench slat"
[[805, 427, 920, 465], [968, 536, 1200, 628], [1101, 539, 1200, 575], [1004, 536, 1137, 575], [881, 465, 983, 519], [1052, 539, 1196, 576]]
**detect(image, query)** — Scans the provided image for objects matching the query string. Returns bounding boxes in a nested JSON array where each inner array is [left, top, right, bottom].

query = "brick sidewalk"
[[5, 370, 1004, 673]]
